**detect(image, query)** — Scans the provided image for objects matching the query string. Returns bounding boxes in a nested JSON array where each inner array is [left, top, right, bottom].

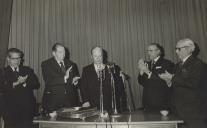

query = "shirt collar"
[[10, 66, 19, 72], [56, 60, 64, 66], [153, 56, 160, 63], [94, 64, 105, 72]]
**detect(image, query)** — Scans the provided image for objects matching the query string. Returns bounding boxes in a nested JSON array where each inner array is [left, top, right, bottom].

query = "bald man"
[[160, 38, 207, 128], [80, 47, 126, 113], [80, 47, 113, 112]]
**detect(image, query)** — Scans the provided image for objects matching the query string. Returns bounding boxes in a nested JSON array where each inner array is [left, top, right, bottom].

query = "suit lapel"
[[51, 58, 64, 74], [64, 59, 72, 70], [155, 57, 162, 65], [175, 55, 195, 74], [182, 55, 194, 68], [6, 66, 18, 81], [151, 57, 162, 71], [90, 64, 99, 79]]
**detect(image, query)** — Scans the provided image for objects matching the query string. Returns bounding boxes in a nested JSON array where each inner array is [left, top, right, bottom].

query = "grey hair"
[[178, 38, 195, 53]]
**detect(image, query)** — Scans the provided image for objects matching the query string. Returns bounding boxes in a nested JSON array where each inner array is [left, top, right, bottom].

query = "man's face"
[[91, 48, 103, 65], [147, 45, 160, 60], [7, 52, 21, 68], [53, 46, 65, 61], [175, 41, 191, 60]]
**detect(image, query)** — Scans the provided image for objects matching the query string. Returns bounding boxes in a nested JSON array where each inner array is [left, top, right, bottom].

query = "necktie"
[[176, 62, 183, 73], [14, 67, 19, 78], [150, 61, 155, 71], [96, 65, 102, 79], [60, 62, 66, 73]]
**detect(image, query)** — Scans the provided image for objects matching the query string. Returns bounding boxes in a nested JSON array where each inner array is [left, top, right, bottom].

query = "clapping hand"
[[65, 66, 73, 80], [159, 70, 173, 87], [72, 76, 80, 86], [18, 75, 28, 84], [138, 58, 149, 75], [13, 75, 28, 88]]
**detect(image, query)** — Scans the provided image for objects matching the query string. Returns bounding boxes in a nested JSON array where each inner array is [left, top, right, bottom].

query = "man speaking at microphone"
[[80, 46, 125, 113]]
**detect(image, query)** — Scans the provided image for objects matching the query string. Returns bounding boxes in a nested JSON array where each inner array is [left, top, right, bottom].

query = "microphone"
[[120, 71, 130, 80], [106, 62, 115, 74], [106, 62, 115, 68], [97, 64, 105, 79]]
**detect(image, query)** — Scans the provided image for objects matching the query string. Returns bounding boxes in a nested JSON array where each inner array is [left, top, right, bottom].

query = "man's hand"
[[64, 66, 73, 81], [138, 59, 150, 75], [72, 76, 80, 85], [13, 75, 28, 88], [18, 75, 28, 84], [138, 59, 145, 75], [138, 59, 145, 69], [159, 70, 173, 87], [82, 102, 90, 107]]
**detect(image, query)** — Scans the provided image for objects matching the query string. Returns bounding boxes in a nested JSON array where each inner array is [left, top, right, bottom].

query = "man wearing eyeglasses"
[[138, 43, 174, 112], [0, 48, 40, 128], [159, 38, 207, 128]]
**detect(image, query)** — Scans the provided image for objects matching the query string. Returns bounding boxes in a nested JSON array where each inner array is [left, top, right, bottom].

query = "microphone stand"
[[120, 72, 132, 113], [108, 66, 120, 117], [97, 67, 108, 119], [99, 70, 104, 117]]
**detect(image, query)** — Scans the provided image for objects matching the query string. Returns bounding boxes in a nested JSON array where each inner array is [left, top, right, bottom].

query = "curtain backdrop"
[[8, 0, 207, 108], [0, 0, 13, 68]]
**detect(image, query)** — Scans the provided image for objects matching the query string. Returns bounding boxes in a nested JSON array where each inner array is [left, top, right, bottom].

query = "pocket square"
[[155, 66, 162, 69]]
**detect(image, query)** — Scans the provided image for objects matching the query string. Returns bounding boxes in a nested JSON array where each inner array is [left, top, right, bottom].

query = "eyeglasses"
[[9, 57, 21, 60], [147, 49, 158, 52], [175, 46, 190, 51]]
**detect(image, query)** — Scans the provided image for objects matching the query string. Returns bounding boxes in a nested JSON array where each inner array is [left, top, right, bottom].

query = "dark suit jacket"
[[171, 55, 207, 120], [80, 64, 113, 111], [111, 64, 127, 112], [138, 57, 174, 111], [0, 66, 40, 124], [80, 64, 126, 112], [41, 57, 79, 112], [64, 60, 80, 107]]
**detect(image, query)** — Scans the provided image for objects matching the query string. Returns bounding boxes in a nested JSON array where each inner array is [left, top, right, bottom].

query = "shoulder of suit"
[[41, 57, 54, 65], [20, 66, 34, 72], [193, 57, 204, 65], [82, 64, 93, 70], [160, 58, 174, 64], [0, 66, 9, 73], [64, 59, 77, 66]]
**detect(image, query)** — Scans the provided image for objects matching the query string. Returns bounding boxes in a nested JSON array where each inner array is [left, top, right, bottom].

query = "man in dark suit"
[[41, 43, 80, 115], [64, 59, 80, 107], [0, 48, 40, 128], [80, 46, 125, 114], [138, 43, 174, 112], [159, 38, 207, 128], [64, 47, 81, 107]]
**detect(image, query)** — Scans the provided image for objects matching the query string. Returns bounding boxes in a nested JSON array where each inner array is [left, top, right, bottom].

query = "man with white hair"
[[80, 46, 126, 113], [160, 38, 207, 128], [80, 47, 113, 112]]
